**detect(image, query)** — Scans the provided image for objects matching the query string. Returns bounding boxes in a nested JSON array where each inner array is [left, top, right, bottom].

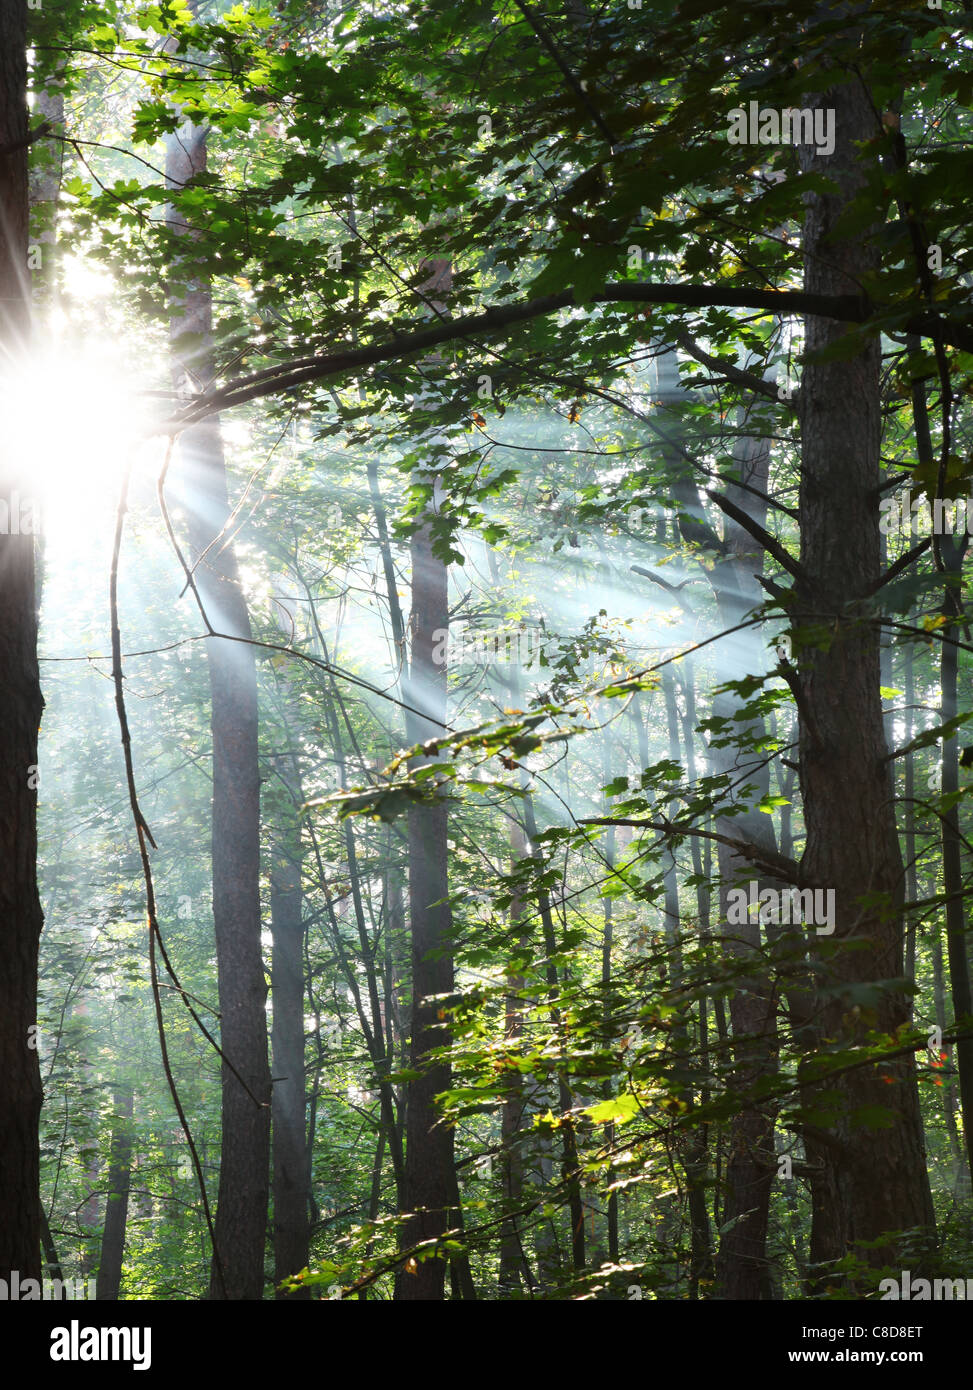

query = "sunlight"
[[0, 332, 153, 541]]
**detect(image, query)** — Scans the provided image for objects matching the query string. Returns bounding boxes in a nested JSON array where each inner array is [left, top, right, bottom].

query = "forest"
[[0, 0, 971, 1330]]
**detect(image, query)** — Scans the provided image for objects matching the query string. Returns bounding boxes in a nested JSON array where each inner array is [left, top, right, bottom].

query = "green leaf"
[[585, 1093, 641, 1126]]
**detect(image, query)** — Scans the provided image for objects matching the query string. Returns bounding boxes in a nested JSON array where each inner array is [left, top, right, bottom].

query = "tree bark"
[[795, 66, 935, 1276], [0, 0, 44, 1285]]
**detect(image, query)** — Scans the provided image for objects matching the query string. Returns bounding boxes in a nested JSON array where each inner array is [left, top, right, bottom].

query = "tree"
[[792, 61, 935, 1275], [396, 259, 475, 1299], [0, 0, 44, 1285], [166, 107, 271, 1301], [96, 1084, 134, 1300]]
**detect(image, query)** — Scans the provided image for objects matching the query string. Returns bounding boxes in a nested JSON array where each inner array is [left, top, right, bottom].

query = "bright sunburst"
[[0, 254, 162, 546], [1, 341, 154, 543]]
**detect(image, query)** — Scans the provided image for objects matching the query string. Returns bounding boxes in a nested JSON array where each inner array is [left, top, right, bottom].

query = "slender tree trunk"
[[0, 0, 44, 1285], [521, 790, 586, 1277], [931, 922, 966, 1189], [660, 672, 713, 1296], [396, 504, 471, 1298], [599, 731, 620, 1269], [360, 1128, 387, 1301], [938, 532, 973, 1181], [695, 437, 779, 1300], [269, 729, 310, 1298], [96, 1085, 134, 1300], [166, 118, 271, 1302], [367, 458, 406, 673], [74, 1000, 101, 1282], [40, 1208, 62, 1283], [678, 666, 717, 1296], [903, 637, 918, 1001], [396, 259, 473, 1300], [499, 817, 532, 1294]]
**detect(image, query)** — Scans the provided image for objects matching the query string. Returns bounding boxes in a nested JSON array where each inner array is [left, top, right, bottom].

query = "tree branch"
[[870, 536, 932, 593], [631, 564, 697, 616], [157, 281, 973, 431], [705, 487, 808, 585], [671, 330, 793, 408], [0, 121, 51, 156], [580, 815, 804, 885]]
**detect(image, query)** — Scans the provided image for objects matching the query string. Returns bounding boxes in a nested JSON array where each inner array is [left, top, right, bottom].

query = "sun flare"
[[0, 331, 156, 541]]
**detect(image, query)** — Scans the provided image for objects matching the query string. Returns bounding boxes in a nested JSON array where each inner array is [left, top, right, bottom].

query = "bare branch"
[[706, 487, 807, 585]]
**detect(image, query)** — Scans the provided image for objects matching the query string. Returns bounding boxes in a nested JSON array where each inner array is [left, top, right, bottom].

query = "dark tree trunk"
[[938, 533, 973, 1182], [0, 0, 44, 1285], [96, 1085, 134, 1300], [395, 259, 473, 1300], [40, 1208, 62, 1283], [795, 68, 935, 1276], [166, 120, 271, 1301], [396, 505, 472, 1299]]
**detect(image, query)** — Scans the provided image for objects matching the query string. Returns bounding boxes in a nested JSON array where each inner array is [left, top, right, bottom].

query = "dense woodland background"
[[0, 0, 971, 1303]]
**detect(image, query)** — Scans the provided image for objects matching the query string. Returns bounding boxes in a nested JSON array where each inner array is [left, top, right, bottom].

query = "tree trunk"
[[316, 674, 406, 1203], [166, 118, 271, 1301], [659, 673, 713, 1296], [521, 790, 586, 1278], [96, 1085, 134, 1300], [269, 739, 310, 1297], [0, 0, 44, 1285], [40, 1208, 62, 1283], [931, 921, 966, 1190], [396, 258, 473, 1300], [599, 731, 621, 1270], [937, 532, 973, 1182], [795, 66, 935, 1275], [396, 497, 472, 1299], [499, 816, 532, 1294]]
